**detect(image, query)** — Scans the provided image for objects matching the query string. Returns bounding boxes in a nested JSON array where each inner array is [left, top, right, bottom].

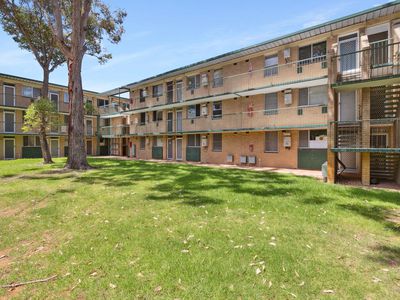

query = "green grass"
[[0, 158, 399, 299]]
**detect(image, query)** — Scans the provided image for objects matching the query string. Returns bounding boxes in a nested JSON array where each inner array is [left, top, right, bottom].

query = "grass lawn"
[[0, 158, 399, 299]]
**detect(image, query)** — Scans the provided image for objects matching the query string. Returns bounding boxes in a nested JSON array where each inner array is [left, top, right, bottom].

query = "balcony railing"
[[333, 40, 400, 85], [99, 103, 130, 115], [127, 56, 328, 110], [0, 122, 68, 135], [100, 125, 130, 137], [330, 118, 400, 152], [129, 105, 328, 135]]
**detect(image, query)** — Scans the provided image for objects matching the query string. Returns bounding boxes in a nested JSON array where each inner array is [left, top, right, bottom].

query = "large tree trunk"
[[39, 67, 53, 164], [65, 57, 90, 170]]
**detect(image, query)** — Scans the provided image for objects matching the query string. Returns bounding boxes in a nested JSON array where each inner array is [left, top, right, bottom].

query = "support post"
[[361, 88, 371, 185]]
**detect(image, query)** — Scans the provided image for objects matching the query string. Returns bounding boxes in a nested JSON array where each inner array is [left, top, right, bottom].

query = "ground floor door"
[[176, 138, 183, 160], [131, 143, 136, 158], [86, 140, 93, 155], [167, 138, 173, 160], [4, 138, 15, 159], [50, 139, 59, 158]]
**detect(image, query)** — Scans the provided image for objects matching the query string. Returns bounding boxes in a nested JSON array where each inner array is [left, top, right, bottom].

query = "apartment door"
[[4, 138, 15, 160], [167, 111, 173, 132], [4, 111, 15, 133], [176, 138, 183, 160], [86, 140, 93, 155], [176, 81, 183, 102], [338, 33, 359, 74], [176, 110, 182, 132], [167, 138, 173, 160], [50, 138, 59, 158], [167, 81, 174, 104], [3, 85, 15, 106], [339, 91, 357, 121]]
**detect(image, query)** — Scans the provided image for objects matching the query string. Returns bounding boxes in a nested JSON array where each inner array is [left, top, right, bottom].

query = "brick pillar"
[[361, 88, 371, 185], [327, 36, 338, 183]]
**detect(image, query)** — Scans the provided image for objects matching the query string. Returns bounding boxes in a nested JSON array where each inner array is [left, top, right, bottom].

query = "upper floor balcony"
[[100, 124, 130, 138], [332, 40, 400, 88], [129, 105, 328, 136], [98, 103, 130, 116], [0, 121, 69, 135], [128, 56, 328, 113]]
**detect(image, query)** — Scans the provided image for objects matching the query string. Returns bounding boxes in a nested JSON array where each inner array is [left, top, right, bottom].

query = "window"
[[187, 74, 201, 90], [153, 136, 163, 147], [33, 88, 41, 98], [265, 131, 278, 152], [187, 134, 201, 147], [153, 111, 163, 121], [213, 69, 223, 87], [298, 86, 328, 106], [23, 136, 39, 147], [86, 120, 93, 135], [299, 130, 327, 148], [152, 84, 163, 97], [49, 92, 59, 110], [264, 55, 278, 77], [64, 92, 69, 103], [298, 41, 326, 64], [139, 89, 146, 102], [299, 131, 309, 148], [140, 112, 146, 125], [188, 104, 201, 119], [212, 102, 222, 119], [98, 99, 109, 107], [212, 133, 222, 152], [140, 137, 146, 150], [265, 93, 278, 115], [22, 86, 33, 98]]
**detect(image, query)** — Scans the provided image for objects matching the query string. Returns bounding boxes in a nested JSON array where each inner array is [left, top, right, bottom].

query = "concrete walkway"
[[97, 156, 323, 179]]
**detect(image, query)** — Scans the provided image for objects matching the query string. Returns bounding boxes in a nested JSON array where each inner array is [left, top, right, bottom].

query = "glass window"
[[64, 92, 69, 103], [23, 136, 36, 147], [265, 131, 278, 152], [264, 55, 278, 77], [188, 104, 201, 119], [153, 111, 163, 121], [187, 75, 201, 90], [299, 131, 309, 148], [187, 134, 201, 147], [299, 45, 312, 61], [212, 133, 222, 152], [22, 86, 33, 98], [299, 42, 327, 64], [152, 84, 163, 97], [298, 88, 309, 106], [309, 85, 328, 105], [213, 69, 223, 87], [140, 112, 146, 125], [312, 42, 326, 58], [33, 88, 41, 98], [265, 93, 278, 115], [212, 102, 222, 119], [49, 92, 59, 110], [140, 137, 146, 150], [139, 89, 146, 102], [153, 136, 163, 147]]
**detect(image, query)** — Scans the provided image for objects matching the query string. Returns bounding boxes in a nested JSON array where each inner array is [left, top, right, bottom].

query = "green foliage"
[[22, 97, 59, 132], [0, 158, 399, 299], [84, 101, 96, 115]]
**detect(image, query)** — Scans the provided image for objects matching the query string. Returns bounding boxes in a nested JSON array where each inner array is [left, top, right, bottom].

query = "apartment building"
[[99, 2, 400, 186], [0, 73, 128, 160]]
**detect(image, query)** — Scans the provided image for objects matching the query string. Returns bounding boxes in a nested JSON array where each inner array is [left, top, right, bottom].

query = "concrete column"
[[327, 36, 338, 183], [361, 88, 371, 185]]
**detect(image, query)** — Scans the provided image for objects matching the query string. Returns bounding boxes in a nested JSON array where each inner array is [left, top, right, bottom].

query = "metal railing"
[[0, 122, 69, 135], [100, 124, 130, 137], [127, 56, 328, 109], [330, 118, 400, 151], [98, 103, 130, 115], [333, 40, 400, 84], [129, 105, 328, 135]]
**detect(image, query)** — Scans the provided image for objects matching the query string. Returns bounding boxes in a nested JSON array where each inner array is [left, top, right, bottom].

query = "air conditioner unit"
[[248, 156, 256, 165], [201, 74, 209, 87], [61, 125, 67, 133], [227, 154, 234, 163], [284, 48, 291, 61], [284, 89, 292, 105], [283, 132, 291, 148], [240, 155, 247, 164], [201, 104, 208, 116], [201, 135, 208, 147]]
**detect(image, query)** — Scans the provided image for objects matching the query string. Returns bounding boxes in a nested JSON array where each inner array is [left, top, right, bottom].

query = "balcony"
[[332, 40, 400, 88], [130, 105, 328, 135], [99, 103, 130, 116], [126, 56, 328, 113], [100, 125, 130, 137], [330, 118, 400, 153], [0, 93, 36, 108], [0, 122, 68, 135]]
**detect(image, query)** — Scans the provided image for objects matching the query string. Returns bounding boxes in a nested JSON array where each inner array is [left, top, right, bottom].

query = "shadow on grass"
[[368, 245, 400, 267]]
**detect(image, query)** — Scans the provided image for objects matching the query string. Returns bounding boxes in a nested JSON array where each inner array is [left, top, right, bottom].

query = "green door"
[[186, 147, 201, 162], [298, 149, 327, 170]]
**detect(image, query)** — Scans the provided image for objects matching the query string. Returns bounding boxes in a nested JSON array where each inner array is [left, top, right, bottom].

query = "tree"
[[0, 0, 66, 163], [37, 0, 126, 169], [22, 98, 60, 164]]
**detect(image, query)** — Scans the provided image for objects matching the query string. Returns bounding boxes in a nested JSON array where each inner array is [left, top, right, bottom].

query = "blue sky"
[[0, 0, 392, 92]]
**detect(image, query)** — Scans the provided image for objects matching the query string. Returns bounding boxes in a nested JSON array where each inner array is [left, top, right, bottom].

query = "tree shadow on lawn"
[[367, 244, 400, 267]]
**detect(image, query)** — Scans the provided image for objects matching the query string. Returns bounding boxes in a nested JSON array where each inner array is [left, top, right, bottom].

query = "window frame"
[[212, 133, 222, 152], [264, 55, 279, 77], [264, 131, 279, 153], [212, 101, 222, 119], [187, 74, 201, 90], [213, 69, 223, 88], [64, 92, 70, 103], [22, 86, 34, 98], [188, 104, 201, 119], [152, 84, 163, 97], [264, 93, 278, 115], [298, 85, 328, 107], [140, 137, 146, 150], [187, 134, 201, 147], [140, 112, 146, 125]]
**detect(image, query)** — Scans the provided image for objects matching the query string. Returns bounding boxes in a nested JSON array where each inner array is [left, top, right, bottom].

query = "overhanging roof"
[[101, 1, 400, 97]]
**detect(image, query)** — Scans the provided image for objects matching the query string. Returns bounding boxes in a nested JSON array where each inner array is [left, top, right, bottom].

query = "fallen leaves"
[[154, 286, 162, 293]]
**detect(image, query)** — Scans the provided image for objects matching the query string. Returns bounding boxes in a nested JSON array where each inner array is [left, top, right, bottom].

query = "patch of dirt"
[[0, 248, 12, 271]]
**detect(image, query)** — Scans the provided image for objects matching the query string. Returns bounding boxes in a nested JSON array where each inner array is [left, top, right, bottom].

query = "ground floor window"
[[23, 136, 40, 147], [187, 134, 201, 147], [265, 131, 278, 152], [153, 136, 163, 147], [140, 137, 146, 150], [299, 130, 327, 148], [212, 133, 222, 152]]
